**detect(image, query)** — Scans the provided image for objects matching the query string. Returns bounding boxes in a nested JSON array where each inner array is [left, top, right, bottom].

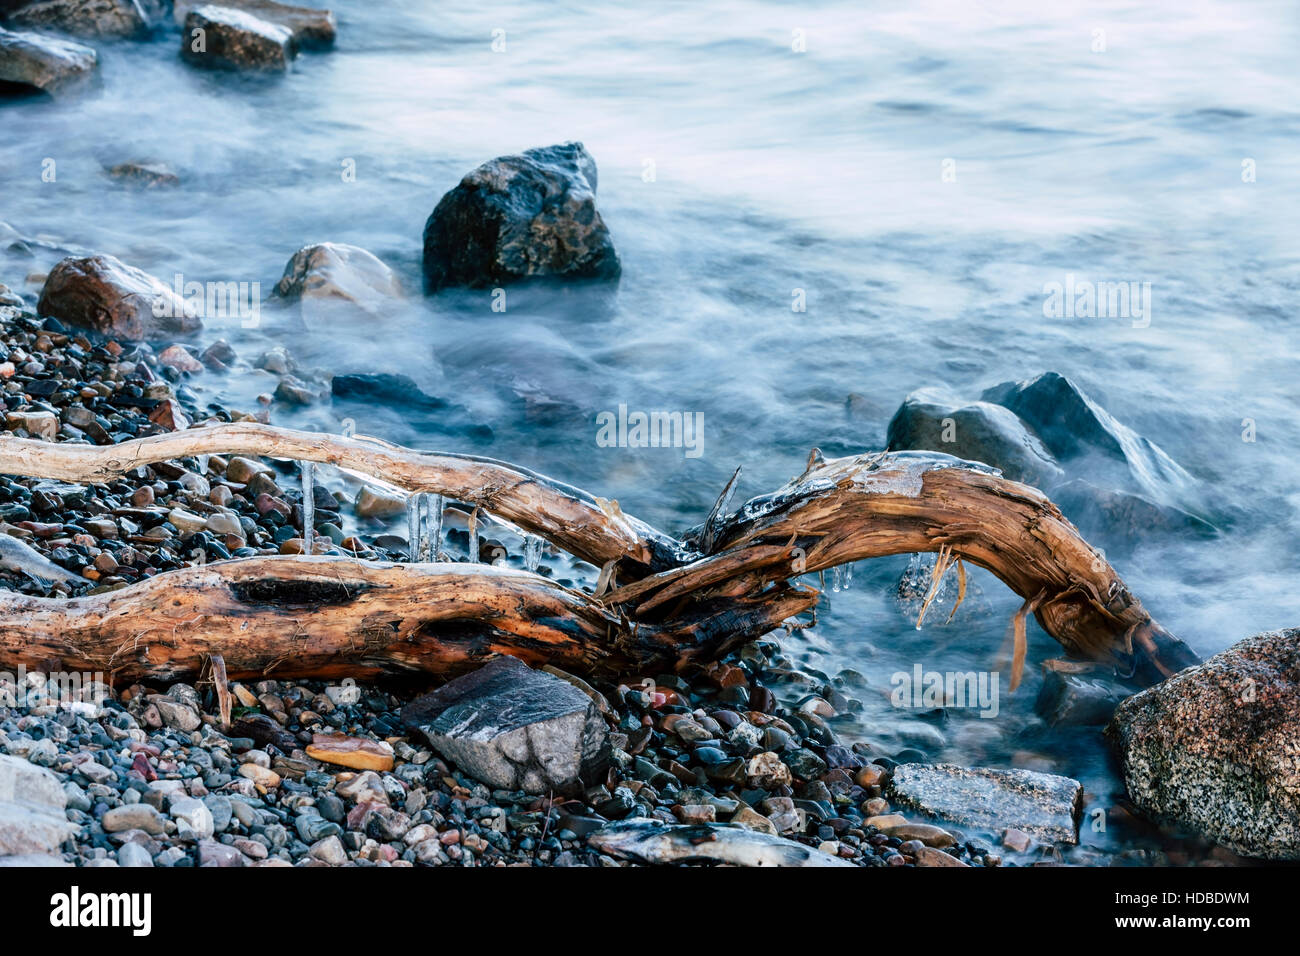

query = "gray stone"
[[1035, 669, 1129, 727], [37, 254, 201, 341], [116, 842, 154, 867], [101, 804, 166, 835], [169, 796, 214, 840], [197, 839, 247, 867], [181, 5, 297, 72], [6, 0, 155, 38], [0, 853, 70, 866], [173, 0, 335, 48], [422, 141, 620, 292], [273, 242, 401, 323], [0, 26, 96, 95], [0, 754, 76, 857], [1106, 628, 1300, 860], [401, 656, 608, 794], [150, 696, 201, 732], [886, 387, 1063, 488], [308, 834, 347, 865], [980, 372, 1200, 509], [887, 762, 1083, 843], [203, 794, 233, 833]]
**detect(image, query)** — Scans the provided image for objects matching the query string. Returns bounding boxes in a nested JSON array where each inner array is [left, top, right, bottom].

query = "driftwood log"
[[0, 425, 1200, 687]]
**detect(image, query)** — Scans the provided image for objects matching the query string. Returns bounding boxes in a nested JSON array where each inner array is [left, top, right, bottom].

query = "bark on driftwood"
[[0, 425, 1200, 687]]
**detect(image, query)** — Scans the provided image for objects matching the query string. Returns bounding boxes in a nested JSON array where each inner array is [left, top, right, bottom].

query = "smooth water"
[[4, 0, 1299, 857]]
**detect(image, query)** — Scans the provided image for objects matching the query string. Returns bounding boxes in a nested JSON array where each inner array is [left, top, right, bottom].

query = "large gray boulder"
[[886, 387, 1063, 487], [1107, 628, 1300, 860], [886, 763, 1083, 843], [38, 254, 202, 341], [422, 142, 621, 292], [0, 753, 77, 860], [5, 0, 157, 38], [0, 26, 96, 95], [980, 372, 1198, 508], [173, 0, 335, 48], [181, 5, 296, 72], [401, 656, 609, 794]]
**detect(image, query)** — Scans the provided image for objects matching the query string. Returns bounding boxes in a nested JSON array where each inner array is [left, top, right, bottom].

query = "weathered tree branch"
[[0, 427, 1199, 686], [0, 424, 683, 573], [0, 557, 813, 684]]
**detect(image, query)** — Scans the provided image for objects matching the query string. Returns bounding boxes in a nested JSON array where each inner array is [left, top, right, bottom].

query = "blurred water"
[[4, 0, 1299, 856]]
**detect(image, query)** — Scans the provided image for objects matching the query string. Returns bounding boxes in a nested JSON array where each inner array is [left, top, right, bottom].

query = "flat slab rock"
[[6, 0, 157, 38], [174, 0, 335, 48], [1107, 627, 1300, 860], [0, 753, 77, 858], [887, 763, 1083, 843], [401, 656, 608, 795], [0, 26, 97, 95], [181, 5, 297, 72]]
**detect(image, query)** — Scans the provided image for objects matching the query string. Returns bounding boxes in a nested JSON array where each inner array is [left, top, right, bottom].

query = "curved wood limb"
[[0, 557, 812, 684], [0, 427, 1199, 685]]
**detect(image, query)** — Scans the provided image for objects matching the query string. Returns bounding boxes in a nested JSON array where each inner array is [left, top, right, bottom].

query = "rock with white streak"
[[401, 656, 608, 794], [887, 763, 1083, 843], [0, 26, 97, 96]]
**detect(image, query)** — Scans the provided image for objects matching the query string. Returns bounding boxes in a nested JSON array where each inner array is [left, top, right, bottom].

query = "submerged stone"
[[887, 762, 1082, 843], [886, 386, 1063, 487]]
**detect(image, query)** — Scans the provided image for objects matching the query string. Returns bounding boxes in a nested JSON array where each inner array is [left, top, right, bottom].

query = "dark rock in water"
[[401, 656, 609, 794], [105, 161, 180, 188], [331, 373, 450, 411], [887, 763, 1083, 843], [173, 0, 335, 48], [1051, 478, 1216, 548], [0, 26, 96, 96], [1035, 669, 1129, 726], [422, 141, 621, 292], [980, 372, 1198, 507], [37, 254, 202, 341], [1106, 628, 1300, 860], [886, 386, 1063, 487], [273, 242, 401, 321], [331, 373, 492, 440], [228, 714, 297, 753], [6, 0, 156, 38], [180, 5, 297, 72]]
